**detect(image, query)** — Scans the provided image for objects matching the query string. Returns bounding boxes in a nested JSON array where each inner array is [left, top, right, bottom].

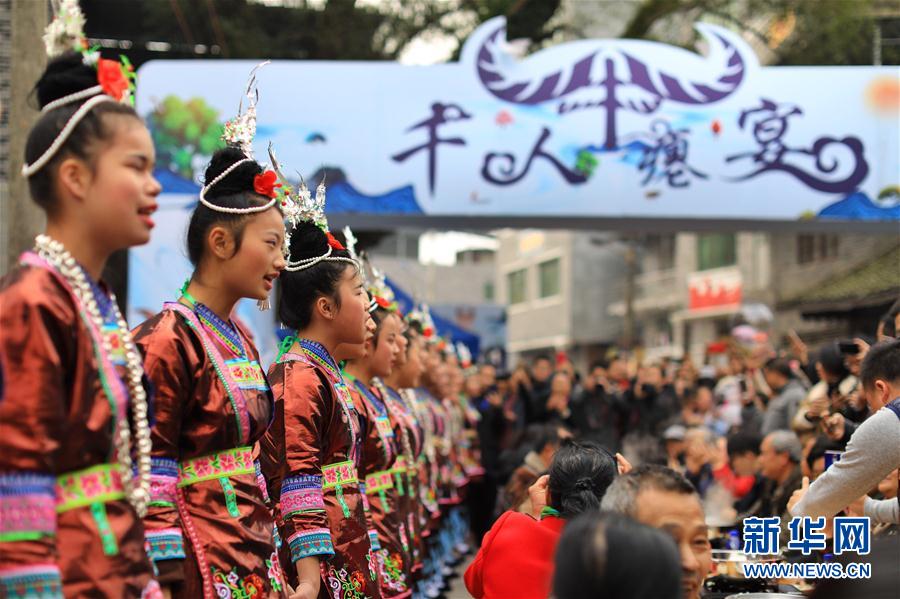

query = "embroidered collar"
[[84, 270, 115, 323], [165, 301, 254, 445], [296, 338, 341, 382], [353, 378, 388, 417], [180, 292, 245, 357]]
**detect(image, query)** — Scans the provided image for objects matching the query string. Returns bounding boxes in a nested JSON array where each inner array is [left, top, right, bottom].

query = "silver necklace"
[[33, 234, 152, 516]]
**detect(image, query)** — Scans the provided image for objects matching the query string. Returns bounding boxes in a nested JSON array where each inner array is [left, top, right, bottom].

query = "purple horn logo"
[[476, 23, 748, 150]]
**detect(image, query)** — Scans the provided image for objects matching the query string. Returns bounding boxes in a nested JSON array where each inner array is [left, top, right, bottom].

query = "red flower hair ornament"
[[253, 170, 281, 198], [326, 232, 345, 250], [97, 58, 131, 101]]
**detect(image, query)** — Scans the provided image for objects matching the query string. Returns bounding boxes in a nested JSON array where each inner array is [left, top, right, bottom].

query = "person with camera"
[[792, 343, 860, 443], [570, 361, 625, 453]]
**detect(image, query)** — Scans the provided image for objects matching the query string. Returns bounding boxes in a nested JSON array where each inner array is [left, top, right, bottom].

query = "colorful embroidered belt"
[[56, 463, 125, 513], [390, 456, 408, 474], [55, 464, 126, 557], [321, 460, 357, 488], [322, 460, 357, 518], [390, 457, 408, 497], [364, 470, 394, 494], [365, 469, 396, 513], [177, 446, 255, 487]]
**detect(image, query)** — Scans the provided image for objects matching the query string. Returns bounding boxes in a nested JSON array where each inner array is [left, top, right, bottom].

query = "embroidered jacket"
[[0, 260, 160, 598], [349, 378, 412, 598], [133, 305, 285, 598], [258, 340, 378, 598]]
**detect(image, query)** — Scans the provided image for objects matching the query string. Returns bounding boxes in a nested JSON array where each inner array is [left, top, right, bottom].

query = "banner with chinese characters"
[[136, 17, 899, 223], [688, 268, 743, 311]]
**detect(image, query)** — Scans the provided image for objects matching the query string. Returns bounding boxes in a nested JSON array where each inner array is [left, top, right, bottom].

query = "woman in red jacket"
[[464, 441, 618, 599]]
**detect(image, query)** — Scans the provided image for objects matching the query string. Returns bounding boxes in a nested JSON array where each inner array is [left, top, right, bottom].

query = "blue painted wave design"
[[154, 168, 422, 215], [818, 192, 900, 221]]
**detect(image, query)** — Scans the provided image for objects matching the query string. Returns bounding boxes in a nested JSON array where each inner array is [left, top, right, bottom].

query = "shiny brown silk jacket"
[[258, 340, 379, 599], [0, 260, 160, 598], [133, 305, 285, 598], [348, 378, 411, 598]]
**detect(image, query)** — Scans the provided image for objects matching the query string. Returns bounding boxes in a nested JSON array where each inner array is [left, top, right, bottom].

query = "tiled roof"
[[785, 244, 900, 311]]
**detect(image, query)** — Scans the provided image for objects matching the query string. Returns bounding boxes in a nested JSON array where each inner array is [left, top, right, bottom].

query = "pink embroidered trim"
[[0, 494, 56, 539], [149, 476, 176, 506], [175, 487, 214, 599], [166, 302, 252, 445], [281, 487, 325, 515], [141, 579, 165, 599]]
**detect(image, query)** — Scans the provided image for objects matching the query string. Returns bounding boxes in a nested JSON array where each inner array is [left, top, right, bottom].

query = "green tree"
[[82, 0, 564, 65], [149, 96, 225, 180], [618, 0, 898, 66]]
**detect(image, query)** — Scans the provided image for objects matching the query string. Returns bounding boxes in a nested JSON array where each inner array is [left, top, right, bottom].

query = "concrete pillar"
[[3, 0, 48, 273]]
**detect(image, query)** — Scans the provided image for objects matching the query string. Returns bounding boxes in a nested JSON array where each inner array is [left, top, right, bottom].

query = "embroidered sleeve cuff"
[[0, 473, 57, 542], [149, 458, 179, 508], [287, 528, 335, 561], [146, 527, 186, 562], [0, 563, 63, 598], [368, 529, 382, 551], [281, 475, 325, 517]]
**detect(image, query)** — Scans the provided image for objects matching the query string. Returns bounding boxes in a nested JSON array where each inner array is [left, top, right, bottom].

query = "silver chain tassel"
[[257, 296, 270, 311]]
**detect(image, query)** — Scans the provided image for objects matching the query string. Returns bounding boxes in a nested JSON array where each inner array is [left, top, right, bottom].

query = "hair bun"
[[203, 146, 262, 200], [287, 221, 330, 260], [574, 479, 595, 492], [33, 52, 101, 110]]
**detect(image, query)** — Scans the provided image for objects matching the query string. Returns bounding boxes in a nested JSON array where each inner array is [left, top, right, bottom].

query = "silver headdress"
[[198, 61, 277, 215], [456, 342, 473, 368], [22, 0, 135, 177], [264, 145, 357, 273], [267, 141, 303, 256], [365, 258, 398, 313], [343, 230, 382, 313], [343, 226, 359, 262], [406, 302, 437, 341]]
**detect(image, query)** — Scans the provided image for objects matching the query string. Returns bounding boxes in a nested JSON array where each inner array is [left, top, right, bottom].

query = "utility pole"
[[4, 0, 47, 274]]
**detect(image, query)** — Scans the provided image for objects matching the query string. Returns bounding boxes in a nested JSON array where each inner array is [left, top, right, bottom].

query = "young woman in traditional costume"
[[344, 284, 412, 598], [0, 2, 160, 596], [258, 168, 378, 599], [402, 309, 448, 598], [132, 67, 287, 598], [381, 321, 428, 586]]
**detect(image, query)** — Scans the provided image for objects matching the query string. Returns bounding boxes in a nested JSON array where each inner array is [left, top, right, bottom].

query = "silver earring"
[[257, 297, 270, 311]]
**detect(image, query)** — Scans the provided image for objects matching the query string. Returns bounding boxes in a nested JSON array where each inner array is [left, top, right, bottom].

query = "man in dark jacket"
[[570, 361, 624, 452]]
